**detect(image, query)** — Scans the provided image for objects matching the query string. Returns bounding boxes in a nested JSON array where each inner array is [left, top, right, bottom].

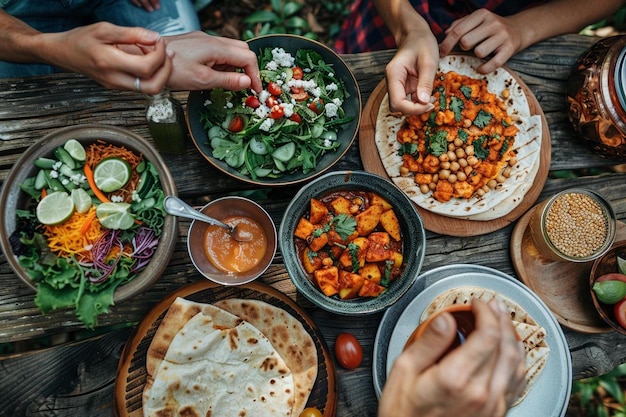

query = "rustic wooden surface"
[[1, 34, 625, 417]]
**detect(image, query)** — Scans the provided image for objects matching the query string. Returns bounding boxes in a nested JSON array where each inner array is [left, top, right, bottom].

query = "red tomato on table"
[[614, 297, 626, 329], [334, 333, 363, 369]]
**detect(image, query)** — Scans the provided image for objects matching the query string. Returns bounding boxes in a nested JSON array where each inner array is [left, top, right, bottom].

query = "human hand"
[[164, 32, 262, 92], [384, 29, 439, 115], [378, 299, 526, 417], [130, 0, 161, 12], [439, 8, 523, 74], [44, 22, 172, 93]]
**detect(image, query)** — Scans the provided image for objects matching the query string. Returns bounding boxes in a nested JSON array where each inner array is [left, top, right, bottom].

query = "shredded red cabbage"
[[90, 230, 123, 283], [131, 226, 159, 271]]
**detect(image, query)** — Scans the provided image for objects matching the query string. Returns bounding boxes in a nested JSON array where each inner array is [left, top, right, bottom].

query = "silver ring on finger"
[[134, 77, 141, 93]]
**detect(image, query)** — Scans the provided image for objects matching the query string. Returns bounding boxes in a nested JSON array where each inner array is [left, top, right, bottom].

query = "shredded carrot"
[[44, 206, 104, 263], [84, 164, 111, 203], [41, 188, 47, 199]]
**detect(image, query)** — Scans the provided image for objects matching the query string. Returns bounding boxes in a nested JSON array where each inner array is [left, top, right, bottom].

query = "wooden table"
[[1, 34, 625, 416]]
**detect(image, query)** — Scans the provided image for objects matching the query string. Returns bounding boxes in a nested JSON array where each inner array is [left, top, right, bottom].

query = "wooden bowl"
[[589, 239, 626, 335]]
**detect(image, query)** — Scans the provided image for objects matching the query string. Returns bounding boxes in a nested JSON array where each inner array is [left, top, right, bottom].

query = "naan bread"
[[375, 55, 543, 220], [419, 286, 549, 406], [214, 299, 318, 416], [143, 312, 295, 417]]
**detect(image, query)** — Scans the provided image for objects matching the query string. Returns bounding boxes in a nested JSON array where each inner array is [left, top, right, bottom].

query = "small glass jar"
[[145, 88, 187, 155], [529, 188, 616, 262], [566, 35, 626, 160]]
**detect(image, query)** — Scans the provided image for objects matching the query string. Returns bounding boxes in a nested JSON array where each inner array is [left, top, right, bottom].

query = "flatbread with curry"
[[375, 55, 542, 220]]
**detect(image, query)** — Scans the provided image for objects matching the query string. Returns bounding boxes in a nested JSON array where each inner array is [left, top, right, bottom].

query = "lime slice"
[[36, 191, 75, 225], [93, 157, 131, 193], [618, 256, 626, 275], [96, 202, 134, 230], [64, 139, 86, 162], [71, 188, 92, 214], [593, 280, 626, 304]]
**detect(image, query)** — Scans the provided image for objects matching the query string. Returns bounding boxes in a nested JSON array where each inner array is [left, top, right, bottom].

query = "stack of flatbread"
[[142, 297, 319, 417], [375, 55, 543, 221], [419, 286, 550, 406]]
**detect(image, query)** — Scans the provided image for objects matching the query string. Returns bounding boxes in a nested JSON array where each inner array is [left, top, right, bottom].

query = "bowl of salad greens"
[[0, 124, 178, 328], [186, 34, 362, 186]]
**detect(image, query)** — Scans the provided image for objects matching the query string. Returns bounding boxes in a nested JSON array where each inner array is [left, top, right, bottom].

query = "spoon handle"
[[164, 196, 232, 230]]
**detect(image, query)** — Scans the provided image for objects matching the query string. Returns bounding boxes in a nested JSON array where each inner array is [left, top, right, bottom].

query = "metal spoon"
[[163, 195, 253, 242]]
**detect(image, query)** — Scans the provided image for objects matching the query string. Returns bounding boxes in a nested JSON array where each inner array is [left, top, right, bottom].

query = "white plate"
[[373, 264, 571, 417]]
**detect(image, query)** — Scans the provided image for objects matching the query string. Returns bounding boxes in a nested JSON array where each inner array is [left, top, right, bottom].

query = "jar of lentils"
[[529, 189, 616, 262]]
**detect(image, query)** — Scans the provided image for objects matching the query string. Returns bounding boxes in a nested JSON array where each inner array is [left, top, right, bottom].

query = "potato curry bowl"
[[279, 171, 426, 314]]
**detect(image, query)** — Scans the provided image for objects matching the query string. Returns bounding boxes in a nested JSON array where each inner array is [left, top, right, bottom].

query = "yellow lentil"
[[544, 192, 608, 258]]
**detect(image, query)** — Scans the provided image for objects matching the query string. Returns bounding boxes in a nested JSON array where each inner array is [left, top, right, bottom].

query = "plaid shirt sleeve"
[[334, 0, 546, 54]]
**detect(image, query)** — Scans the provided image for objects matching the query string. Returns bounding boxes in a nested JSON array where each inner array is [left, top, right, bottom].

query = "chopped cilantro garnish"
[[427, 130, 448, 156], [348, 242, 360, 273], [473, 136, 489, 160], [437, 86, 447, 111], [381, 260, 394, 287], [450, 96, 464, 122], [398, 142, 418, 156], [333, 214, 357, 241], [499, 138, 510, 158], [458, 129, 469, 143], [473, 109, 493, 128], [460, 85, 473, 99]]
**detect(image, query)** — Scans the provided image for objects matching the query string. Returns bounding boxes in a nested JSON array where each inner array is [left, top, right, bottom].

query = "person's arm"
[[0, 10, 171, 93], [378, 299, 526, 417], [163, 32, 262, 93], [372, 0, 439, 115], [439, 0, 625, 73]]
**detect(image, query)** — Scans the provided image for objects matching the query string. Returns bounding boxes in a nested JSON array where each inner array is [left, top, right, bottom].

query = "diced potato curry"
[[397, 70, 520, 203], [294, 190, 404, 300]]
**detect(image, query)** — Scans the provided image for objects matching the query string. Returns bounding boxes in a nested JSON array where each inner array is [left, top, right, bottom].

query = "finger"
[[94, 22, 161, 47], [111, 37, 169, 79], [136, 52, 173, 95], [403, 312, 457, 367], [475, 46, 513, 74]]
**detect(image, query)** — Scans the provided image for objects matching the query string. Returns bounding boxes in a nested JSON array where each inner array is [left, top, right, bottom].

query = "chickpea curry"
[[397, 70, 519, 203], [293, 190, 404, 300]]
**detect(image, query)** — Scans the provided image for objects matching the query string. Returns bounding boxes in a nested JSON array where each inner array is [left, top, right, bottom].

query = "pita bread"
[[214, 299, 318, 416], [419, 286, 549, 406], [143, 312, 295, 417], [375, 55, 542, 220]]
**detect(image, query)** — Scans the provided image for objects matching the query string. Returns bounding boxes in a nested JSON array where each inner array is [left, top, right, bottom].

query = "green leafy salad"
[[199, 46, 354, 180], [10, 139, 166, 328]]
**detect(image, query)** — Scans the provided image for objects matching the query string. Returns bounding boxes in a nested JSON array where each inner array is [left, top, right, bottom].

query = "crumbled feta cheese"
[[225, 101, 233, 109], [326, 82, 338, 91], [255, 105, 270, 119], [270, 48, 295, 67], [111, 195, 124, 203], [204, 99, 212, 107], [53, 161, 62, 170], [281, 102, 294, 118], [329, 72, 334, 77], [61, 178, 69, 185], [324, 138, 333, 147], [260, 118, 275, 132], [310, 87, 322, 98], [258, 90, 271, 104], [132, 191, 141, 202], [325, 102, 339, 118], [265, 61, 278, 71], [49, 170, 58, 179], [333, 98, 343, 107]]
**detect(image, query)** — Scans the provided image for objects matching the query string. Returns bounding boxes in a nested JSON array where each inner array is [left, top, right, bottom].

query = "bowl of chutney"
[[187, 196, 277, 285]]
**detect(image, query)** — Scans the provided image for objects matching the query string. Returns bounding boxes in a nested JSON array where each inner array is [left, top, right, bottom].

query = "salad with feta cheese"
[[198, 46, 354, 180]]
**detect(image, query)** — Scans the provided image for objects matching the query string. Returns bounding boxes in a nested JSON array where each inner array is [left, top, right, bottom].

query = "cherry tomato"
[[292, 66, 304, 80], [614, 297, 626, 329], [290, 86, 309, 101], [267, 81, 282, 96], [266, 96, 280, 108], [227, 115, 245, 133], [269, 104, 285, 119], [334, 333, 363, 369], [245, 95, 261, 109], [308, 99, 324, 114], [289, 113, 302, 124], [299, 407, 323, 417], [597, 273, 626, 283]]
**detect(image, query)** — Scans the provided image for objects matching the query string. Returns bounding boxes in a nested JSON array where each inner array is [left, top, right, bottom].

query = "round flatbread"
[[214, 299, 318, 416], [375, 55, 543, 220], [143, 312, 295, 417], [419, 286, 549, 407]]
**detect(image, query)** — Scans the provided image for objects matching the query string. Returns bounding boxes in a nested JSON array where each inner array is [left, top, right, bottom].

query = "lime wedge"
[[71, 188, 92, 214], [96, 202, 134, 230], [64, 139, 86, 162], [93, 157, 131, 193], [593, 280, 626, 304], [36, 191, 75, 225], [618, 256, 626, 275]]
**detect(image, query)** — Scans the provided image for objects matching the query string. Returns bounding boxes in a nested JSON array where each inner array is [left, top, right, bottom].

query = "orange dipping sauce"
[[203, 215, 267, 273]]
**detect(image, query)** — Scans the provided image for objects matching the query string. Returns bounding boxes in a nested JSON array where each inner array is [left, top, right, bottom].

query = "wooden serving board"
[[359, 72, 551, 236], [511, 208, 626, 333], [113, 281, 337, 417]]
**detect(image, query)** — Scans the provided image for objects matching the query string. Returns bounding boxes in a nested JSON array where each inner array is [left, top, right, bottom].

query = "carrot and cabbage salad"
[[12, 139, 166, 328]]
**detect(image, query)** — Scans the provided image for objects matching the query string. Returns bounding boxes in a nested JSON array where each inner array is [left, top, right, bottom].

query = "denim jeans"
[[0, 0, 201, 78]]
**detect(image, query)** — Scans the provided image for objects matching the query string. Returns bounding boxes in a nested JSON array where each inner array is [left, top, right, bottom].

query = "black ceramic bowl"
[[279, 171, 426, 315], [186, 34, 362, 186]]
